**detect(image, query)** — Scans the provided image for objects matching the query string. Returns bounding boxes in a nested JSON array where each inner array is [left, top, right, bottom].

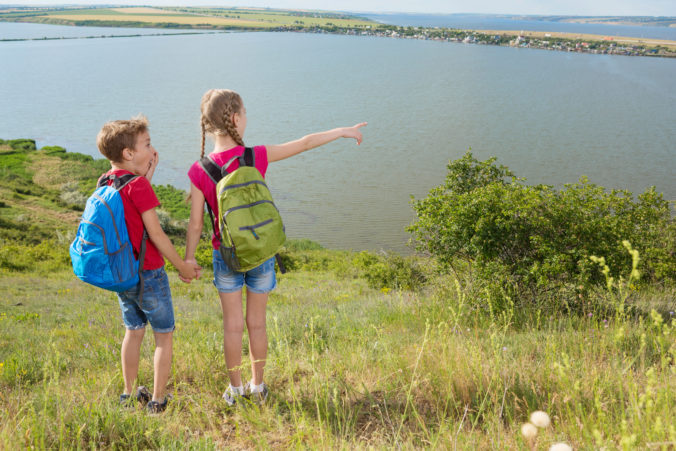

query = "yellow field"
[[45, 13, 270, 28], [40, 7, 375, 29], [111, 7, 183, 15], [476, 29, 676, 49]]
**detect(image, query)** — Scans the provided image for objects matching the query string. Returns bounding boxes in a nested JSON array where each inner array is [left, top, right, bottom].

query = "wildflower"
[[502, 346, 507, 351], [530, 410, 551, 428], [588, 313, 593, 317], [549, 443, 572, 451], [521, 422, 537, 440], [381, 287, 391, 294]]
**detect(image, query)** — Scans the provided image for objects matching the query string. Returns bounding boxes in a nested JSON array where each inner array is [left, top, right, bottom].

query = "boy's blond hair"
[[97, 116, 149, 162]]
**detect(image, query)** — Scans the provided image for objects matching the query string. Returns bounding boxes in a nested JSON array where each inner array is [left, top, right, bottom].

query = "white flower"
[[521, 423, 537, 440], [549, 443, 573, 451], [530, 410, 551, 428]]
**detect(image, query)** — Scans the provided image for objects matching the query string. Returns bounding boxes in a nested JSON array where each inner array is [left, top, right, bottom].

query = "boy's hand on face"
[[342, 122, 367, 145], [145, 150, 159, 181]]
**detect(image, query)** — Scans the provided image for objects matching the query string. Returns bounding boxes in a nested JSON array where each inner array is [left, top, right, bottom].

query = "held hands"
[[178, 258, 201, 284], [342, 122, 367, 145]]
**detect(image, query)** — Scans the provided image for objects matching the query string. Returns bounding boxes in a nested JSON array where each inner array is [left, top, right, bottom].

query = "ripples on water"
[[1, 23, 674, 252]]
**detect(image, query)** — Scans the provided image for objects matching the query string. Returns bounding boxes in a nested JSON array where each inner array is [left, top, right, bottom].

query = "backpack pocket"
[[108, 241, 137, 285], [220, 200, 285, 272]]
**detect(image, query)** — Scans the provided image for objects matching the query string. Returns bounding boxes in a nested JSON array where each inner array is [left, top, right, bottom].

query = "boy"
[[96, 116, 200, 413]]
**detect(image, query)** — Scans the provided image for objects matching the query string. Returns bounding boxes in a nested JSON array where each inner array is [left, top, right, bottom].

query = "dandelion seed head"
[[549, 443, 573, 451], [530, 410, 551, 428], [521, 422, 537, 440]]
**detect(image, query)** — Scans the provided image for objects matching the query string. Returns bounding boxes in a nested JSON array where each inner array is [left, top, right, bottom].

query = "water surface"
[[1, 24, 674, 252]]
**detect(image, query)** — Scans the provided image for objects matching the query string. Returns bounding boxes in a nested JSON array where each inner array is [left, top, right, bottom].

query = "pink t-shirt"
[[187, 145, 269, 249]]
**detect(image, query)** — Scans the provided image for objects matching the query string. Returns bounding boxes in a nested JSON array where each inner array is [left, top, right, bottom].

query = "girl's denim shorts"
[[117, 267, 175, 333], [212, 250, 277, 294]]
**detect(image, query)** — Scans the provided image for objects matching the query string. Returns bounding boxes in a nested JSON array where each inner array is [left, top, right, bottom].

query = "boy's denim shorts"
[[212, 250, 277, 294], [117, 267, 175, 333]]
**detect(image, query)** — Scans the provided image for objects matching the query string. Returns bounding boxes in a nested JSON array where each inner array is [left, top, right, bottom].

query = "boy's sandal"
[[146, 397, 169, 414], [136, 386, 152, 405], [119, 393, 132, 406]]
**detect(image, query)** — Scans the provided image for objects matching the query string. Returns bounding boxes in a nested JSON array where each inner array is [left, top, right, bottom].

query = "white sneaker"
[[245, 381, 269, 405], [222, 384, 244, 407]]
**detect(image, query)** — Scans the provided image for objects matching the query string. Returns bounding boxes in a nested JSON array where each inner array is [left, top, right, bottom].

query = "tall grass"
[[0, 253, 673, 449]]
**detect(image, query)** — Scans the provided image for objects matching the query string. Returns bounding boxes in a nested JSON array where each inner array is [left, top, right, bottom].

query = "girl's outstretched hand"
[[343, 122, 367, 145]]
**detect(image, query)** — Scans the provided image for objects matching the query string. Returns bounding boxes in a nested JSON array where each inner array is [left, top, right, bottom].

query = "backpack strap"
[[275, 254, 287, 274], [240, 146, 255, 168], [97, 173, 139, 190], [199, 155, 222, 185], [137, 230, 148, 304]]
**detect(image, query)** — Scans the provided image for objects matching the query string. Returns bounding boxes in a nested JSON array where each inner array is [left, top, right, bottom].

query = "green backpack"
[[200, 147, 286, 273]]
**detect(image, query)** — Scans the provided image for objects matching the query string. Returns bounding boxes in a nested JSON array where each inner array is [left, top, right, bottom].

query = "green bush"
[[153, 184, 190, 220], [408, 152, 675, 294], [0, 240, 70, 272], [7, 139, 36, 151], [351, 251, 428, 291]]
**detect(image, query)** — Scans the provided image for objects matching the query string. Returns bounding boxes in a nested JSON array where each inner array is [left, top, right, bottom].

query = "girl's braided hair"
[[200, 89, 245, 158]]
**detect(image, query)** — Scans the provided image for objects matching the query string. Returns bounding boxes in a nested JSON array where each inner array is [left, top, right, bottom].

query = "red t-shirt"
[[102, 169, 165, 270], [187, 145, 269, 249]]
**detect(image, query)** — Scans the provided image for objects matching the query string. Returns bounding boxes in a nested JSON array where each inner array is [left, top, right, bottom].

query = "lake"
[[1, 23, 674, 252]]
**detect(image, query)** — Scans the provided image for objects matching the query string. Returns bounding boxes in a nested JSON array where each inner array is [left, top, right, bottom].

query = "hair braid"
[[200, 120, 206, 158], [222, 104, 245, 147]]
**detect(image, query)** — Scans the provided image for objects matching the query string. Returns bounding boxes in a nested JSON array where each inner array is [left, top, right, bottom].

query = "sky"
[[2, 1, 675, 16]]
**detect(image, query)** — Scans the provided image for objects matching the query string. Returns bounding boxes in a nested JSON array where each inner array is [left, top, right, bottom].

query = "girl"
[[184, 88, 366, 406]]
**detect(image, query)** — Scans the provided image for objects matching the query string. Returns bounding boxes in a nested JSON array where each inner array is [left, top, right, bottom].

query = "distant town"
[[309, 25, 676, 58], [2, 6, 675, 58]]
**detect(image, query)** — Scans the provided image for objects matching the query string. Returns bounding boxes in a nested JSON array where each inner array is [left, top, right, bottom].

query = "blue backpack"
[[70, 174, 147, 295]]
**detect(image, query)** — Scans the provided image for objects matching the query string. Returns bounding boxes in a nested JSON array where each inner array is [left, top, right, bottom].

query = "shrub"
[[59, 182, 87, 209], [153, 184, 190, 220], [408, 152, 675, 294], [0, 240, 70, 272], [351, 251, 428, 291], [7, 139, 36, 151]]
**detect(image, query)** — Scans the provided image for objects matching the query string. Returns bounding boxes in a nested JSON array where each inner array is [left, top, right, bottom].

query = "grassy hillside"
[[0, 140, 674, 449]]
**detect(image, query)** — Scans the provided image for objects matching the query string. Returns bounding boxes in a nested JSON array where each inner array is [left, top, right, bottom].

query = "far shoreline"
[[2, 6, 676, 57]]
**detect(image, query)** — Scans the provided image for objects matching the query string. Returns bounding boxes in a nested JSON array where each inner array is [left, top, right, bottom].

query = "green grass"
[[0, 263, 674, 449], [1, 140, 674, 448]]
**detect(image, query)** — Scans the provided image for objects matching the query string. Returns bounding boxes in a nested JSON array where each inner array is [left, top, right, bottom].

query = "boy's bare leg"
[[152, 331, 173, 401], [121, 328, 145, 394], [219, 290, 244, 387], [245, 291, 268, 386]]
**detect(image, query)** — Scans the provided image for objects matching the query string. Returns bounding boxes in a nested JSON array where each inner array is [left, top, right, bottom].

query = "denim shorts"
[[212, 250, 277, 294], [117, 267, 175, 333]]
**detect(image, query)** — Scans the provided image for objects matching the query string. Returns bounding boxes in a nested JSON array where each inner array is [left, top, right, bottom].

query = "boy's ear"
[[121, 148, 134, 161]]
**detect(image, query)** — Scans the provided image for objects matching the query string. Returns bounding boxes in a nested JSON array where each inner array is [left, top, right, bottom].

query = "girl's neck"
[[212, 134, 240, 153]]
